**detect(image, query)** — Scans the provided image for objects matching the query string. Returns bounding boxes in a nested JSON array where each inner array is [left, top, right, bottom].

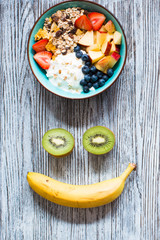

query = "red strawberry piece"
[[33, 51, 52, 69], [75, 15, 92, 31], [32, 39, 49, 52], [88, 12, 106, 31]]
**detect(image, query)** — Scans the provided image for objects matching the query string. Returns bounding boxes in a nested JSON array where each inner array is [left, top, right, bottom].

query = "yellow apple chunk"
[[113, 31, 122, 45], [94, 56, 113, 72], [78, 30, 94, 46], [104, 20, 116, 33], [86, 44, 100, 52], [88, 51, 104, 64], [96, 32, 108, 48]]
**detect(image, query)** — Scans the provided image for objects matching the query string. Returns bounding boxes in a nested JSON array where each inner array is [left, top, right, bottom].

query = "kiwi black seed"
[[83, 126, 115, 155], [42, 128, 74, 157]]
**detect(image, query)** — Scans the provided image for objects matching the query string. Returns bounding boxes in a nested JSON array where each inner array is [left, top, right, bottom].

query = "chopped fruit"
[[75, 15, 92, 31], [86, 44, 100, 52], [94, 56, 112, 72], [101, 41, 112, 55], [76, 29, 84, 36], [106, 33, 114, 42], [34, 28, 49, 41], [78, 30, 94, 46], [99, 25, 108, 33], [111, 52, 121, 61], [32, 39, 49, 52], [88, 50, 104, 64], [88, 12, 106, 31], [96, 32, 108, 48], [51, 22, 59, 32], [52, 55, 56, 61], [33, 51, 52, 69], [104, 20, 116, 33], [110, 41, 120, 54], [113, 31, 122, 45], [45, 41, 56, 53], [95, 52, 120, 73]]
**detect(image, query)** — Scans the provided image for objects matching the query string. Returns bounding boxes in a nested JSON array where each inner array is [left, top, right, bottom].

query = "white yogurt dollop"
[[46, 52, 85, 93]]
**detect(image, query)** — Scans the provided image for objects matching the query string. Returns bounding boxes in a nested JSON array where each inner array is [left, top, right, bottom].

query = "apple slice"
[[86, 44, 100, 52], [110, 41, 120, 54], [94, 52, 121, 73], [99, 25, 107, 33], [101, 41, 112, 55], [113, 31, 122, 45], [106, 33, 114, 42], [88, 50, 104, 63], [78, 30, 94, 46], [94, 56, 112, 72], [104, 20, 116, 33], [96, 32, 108, 48]]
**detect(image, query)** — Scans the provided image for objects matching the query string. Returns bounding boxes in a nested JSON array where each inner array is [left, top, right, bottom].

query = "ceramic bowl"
[[28, 0, 127, 99]]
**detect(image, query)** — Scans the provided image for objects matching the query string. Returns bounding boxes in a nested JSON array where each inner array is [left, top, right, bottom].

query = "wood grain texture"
[[0, 0, 159, 239]]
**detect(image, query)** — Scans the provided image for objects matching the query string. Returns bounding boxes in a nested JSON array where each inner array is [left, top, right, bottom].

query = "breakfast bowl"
[[28, 0, 127, 99]]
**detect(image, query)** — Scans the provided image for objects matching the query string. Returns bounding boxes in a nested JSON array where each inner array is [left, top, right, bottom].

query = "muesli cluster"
[[35, 8, 86, 56], [32, 7, 122, 93]]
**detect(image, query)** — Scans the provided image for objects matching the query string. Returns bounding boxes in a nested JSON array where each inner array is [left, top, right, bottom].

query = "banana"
[[27, 163, 136, 208]]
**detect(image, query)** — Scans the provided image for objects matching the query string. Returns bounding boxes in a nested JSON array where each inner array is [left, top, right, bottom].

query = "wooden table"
[[1, 0, 159, 239]]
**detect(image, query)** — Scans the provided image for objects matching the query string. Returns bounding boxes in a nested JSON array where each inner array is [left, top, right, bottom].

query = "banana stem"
[[120, 163, 136, 181]]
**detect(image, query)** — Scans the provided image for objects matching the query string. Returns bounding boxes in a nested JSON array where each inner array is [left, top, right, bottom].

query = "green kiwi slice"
[[42, 128, 74, 157], [83, 126, 115, 155]]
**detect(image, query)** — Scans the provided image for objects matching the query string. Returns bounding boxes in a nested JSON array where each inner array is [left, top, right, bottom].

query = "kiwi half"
[[42, 128, 74, 157], [83, 126, 115, 155]]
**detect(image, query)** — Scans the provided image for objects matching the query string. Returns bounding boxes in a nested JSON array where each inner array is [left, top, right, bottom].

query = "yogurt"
[[46, 52, 85, 93]]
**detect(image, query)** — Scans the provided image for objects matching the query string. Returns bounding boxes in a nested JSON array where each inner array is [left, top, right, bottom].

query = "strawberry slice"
[[33, 51, 52, 69], [75, 15, 92, 31], [32, 39, 49, 52], [88, 12, 106, 31]]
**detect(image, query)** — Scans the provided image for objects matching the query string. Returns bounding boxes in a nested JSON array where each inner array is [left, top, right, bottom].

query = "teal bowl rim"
[[27, 0, 127, 99]]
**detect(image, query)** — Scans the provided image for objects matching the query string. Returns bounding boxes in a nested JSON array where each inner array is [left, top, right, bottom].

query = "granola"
[[36, 7, 86, 56]]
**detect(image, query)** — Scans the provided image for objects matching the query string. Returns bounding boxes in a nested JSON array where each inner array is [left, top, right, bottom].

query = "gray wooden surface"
[[1, 0, 159, 239]]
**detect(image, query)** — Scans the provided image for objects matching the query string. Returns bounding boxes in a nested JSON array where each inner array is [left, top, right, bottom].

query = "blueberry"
[[82, 54, 90, 62], [82, 66, 90, 74], [87, 82, 93, 88], [74, 45, 81, 52], [96, 71, 104, 79], [91, 74, 98, 83], [85, 61, 91, 67], [90, 66, 97, 73], [80, 79, 87, 86], [83, 86, 89, 93], [107, 68, 114, 77], [98, 79, 105, 87], [84, 74, 91, 82], [103, 74, 109, 82], [76, 51, 83, 58], [93, 82, 99, 89]]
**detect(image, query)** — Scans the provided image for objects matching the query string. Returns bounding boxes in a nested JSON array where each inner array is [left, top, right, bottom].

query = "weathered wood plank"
[[0, 0, 159, 239]]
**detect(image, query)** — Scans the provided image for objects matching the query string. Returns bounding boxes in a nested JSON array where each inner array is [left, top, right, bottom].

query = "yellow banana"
[[27, 163, 136, 208]]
